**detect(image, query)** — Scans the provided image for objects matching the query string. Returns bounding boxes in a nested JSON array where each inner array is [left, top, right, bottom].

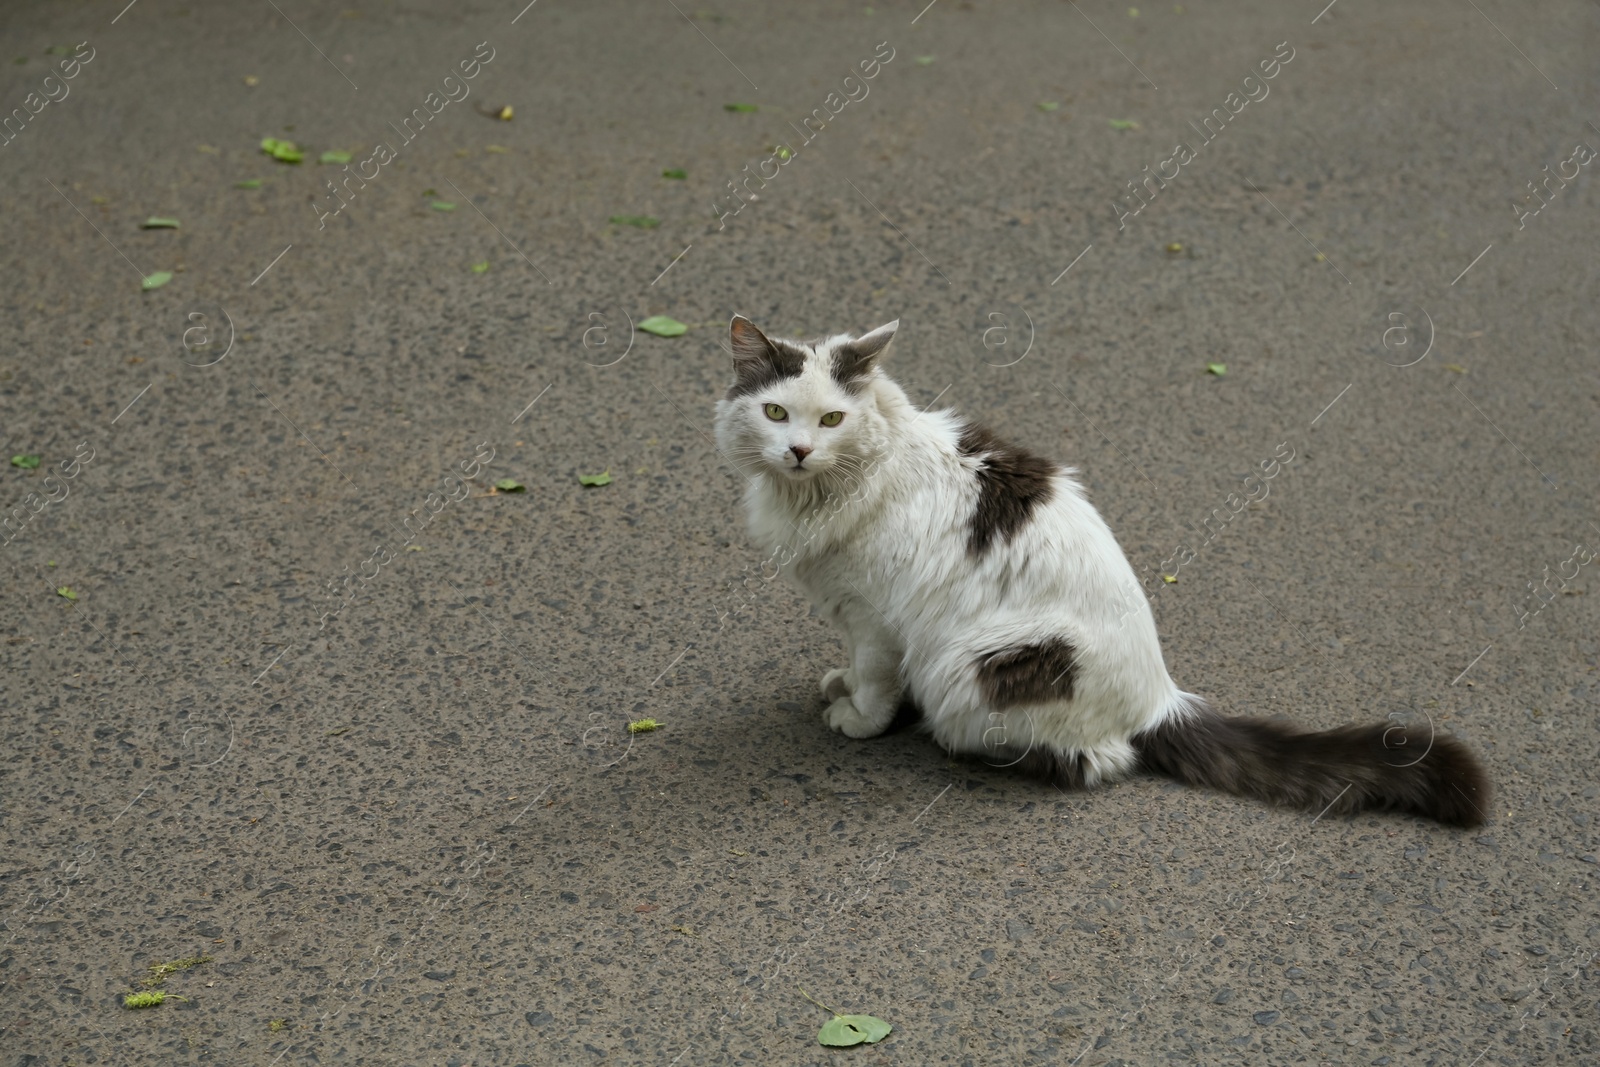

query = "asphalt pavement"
[[1, 0, 1597, 1064]]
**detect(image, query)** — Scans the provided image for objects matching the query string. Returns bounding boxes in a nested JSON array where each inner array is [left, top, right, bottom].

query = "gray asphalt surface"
[[2, 0, 1597, 1064]]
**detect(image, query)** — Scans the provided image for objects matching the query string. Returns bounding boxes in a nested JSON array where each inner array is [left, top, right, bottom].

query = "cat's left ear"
[[836, 320, 899, 380]]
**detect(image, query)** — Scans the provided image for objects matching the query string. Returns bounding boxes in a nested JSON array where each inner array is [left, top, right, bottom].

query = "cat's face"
[[715, 316, 898, 485]]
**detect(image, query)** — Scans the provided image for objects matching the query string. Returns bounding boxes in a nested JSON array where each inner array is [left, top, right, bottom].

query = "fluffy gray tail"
[[1132, 697, 1490, 827]]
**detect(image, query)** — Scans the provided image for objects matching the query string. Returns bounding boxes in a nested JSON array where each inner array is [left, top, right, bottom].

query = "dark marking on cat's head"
[[726, 315, 807, 399], [831, 319, 899, 394], [974, 637, 1077, 709], [957, 422, 1057, 556]]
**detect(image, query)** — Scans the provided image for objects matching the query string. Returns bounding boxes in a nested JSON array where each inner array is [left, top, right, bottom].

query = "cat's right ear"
[[730, 314, 778, 387]]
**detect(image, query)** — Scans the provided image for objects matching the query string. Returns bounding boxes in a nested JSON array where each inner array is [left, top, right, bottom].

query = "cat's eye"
[[764, 403, 788, 421], [820, 411, 845, 427]]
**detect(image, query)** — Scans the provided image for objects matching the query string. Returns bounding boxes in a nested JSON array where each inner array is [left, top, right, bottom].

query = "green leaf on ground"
[[578, 471, 613, 487], [818, 1015, 893, 1046], [123, 991, 187, 1009], [234, 179, 263, 189], [260, 137, 303, 163], [661, 168, 687, 179], [915, 55, 935, 65], [1206, 362, 1226, 376], [56, 587, 77, 600], [471, 260, 490, 273], [11, 454, 41, 469], [430, 201, 457, 211], [494, 478, 525, 492], [1108, 118, 1140, 130], [723, 102, 758, 112], [639, 315, 686, 337], [141, 217, 180, 229], [319, 149, 353, 164], [609, 215, 660, 228], [486, 144, 509, 153], [1166, 242, 1183, 254], [141, 271, 173, 290], [1037, 101, 1060, 112]]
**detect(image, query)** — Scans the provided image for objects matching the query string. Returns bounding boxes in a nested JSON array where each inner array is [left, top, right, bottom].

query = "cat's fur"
[[713, 315, 1490, 827]]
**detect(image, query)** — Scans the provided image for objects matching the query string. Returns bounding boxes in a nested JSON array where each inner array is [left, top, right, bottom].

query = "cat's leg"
[[818, 597, 857, 703], [824, 624, 904, 739], [820, 667, 856, 703]]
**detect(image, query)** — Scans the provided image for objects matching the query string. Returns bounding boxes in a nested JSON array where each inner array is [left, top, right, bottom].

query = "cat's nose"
[[790, 444, 813, 463]]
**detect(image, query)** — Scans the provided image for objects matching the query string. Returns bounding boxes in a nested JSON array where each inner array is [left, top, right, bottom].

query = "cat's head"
[[714, 315, 898, 486]]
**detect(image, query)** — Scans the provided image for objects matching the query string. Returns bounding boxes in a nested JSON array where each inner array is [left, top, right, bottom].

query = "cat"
[[713, 315, 1490, 827]]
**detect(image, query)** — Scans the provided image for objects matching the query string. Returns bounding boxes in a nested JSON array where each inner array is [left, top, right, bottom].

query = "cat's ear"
[[835, 320, 899, 381], [730, 314, 778, 378]]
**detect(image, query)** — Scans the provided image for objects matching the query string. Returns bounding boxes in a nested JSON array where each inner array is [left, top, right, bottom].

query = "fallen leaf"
[[141, 271, 173, 291], [1108, 118, 1140, 130], [243, 75, 259, 86], [1037, 101, 1060, 112], [471, 260, 490, 273], [141, 217, 180, 229], [486, 144, 509, 153], [1162, 574, 1178, 584], [56, 587, 77, 601], [609, 215, 660, 228], [430, 201, 457, 212], [319, 150, 353, 164], [1206, 362, 1226, 376], [661, 168, 687, 179], [1442, 363, 1468, 374], [234, 179, 263, 189], [578, 471, 613, 487], [259, 137, 303, 163], [11, 454, 41, 469], [1166, 242, 1183, 253], [494, 478, 526, 492], [915, 55, 935, 65], [494, 105, 513, 120], [639, 315, 686, 337], [724, 102, 759, 112], [818, 1015, 893, 1047]]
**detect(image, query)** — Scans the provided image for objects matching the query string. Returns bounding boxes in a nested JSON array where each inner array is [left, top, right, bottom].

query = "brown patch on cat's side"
[[974, 637, 1077, 708], [1133, 696, 1491, 827], [957, 423, 1057, 556]]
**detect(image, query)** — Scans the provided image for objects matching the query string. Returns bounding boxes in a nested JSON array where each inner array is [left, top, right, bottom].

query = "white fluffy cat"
[[714, 315, 1488, 826]]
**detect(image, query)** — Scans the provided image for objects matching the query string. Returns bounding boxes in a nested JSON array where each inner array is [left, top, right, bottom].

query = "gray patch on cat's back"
[[956, 422, 1057, 556], [974, 637, 1078, 708]]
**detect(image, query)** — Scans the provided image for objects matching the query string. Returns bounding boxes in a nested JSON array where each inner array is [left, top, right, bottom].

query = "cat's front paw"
[[820, 667, 856, 703], [823, 695, 884, 739]]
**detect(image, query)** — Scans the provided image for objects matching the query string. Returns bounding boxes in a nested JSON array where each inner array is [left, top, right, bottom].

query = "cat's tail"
[[1131, 696, 1490, 827]]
